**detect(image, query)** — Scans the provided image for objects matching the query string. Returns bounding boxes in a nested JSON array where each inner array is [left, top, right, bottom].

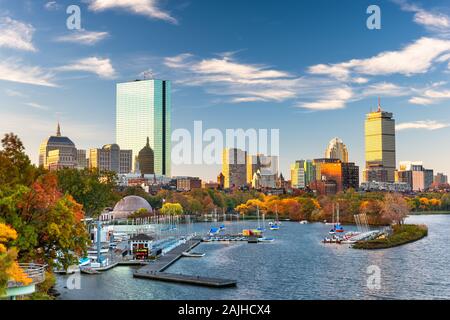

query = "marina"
[[56, 215, 450, 300]]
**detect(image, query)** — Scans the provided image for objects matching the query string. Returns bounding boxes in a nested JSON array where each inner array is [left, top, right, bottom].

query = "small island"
[[353, 224, 428, 250]]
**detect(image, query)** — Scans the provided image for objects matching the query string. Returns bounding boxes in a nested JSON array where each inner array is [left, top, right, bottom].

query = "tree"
[[0, 223, 31, 295], [57, 168, 119, 218], [160, 203, 184, 216], [381, 193, 410, 225]]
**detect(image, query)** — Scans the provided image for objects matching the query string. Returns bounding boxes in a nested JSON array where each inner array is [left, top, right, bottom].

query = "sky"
[[1, 0, 450, 181]]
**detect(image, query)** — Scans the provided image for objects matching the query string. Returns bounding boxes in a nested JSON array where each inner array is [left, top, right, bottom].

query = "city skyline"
[[1, 0, 450, 181]]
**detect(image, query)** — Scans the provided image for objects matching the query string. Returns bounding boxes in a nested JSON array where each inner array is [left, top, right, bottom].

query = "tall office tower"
[[89, 144, 132, 174], [247, 154, 279, 184], [290, 160, 306, 189], [325, 137, 349, 163], [39, 123, 78, 170], [116, 79, 171, 176], [222, 148, 247, 189], [363, 101, 396, 183]]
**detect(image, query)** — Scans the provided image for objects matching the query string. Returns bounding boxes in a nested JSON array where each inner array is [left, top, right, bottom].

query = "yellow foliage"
[[8, 261, 32, 286], [0, 223, 32, 286]]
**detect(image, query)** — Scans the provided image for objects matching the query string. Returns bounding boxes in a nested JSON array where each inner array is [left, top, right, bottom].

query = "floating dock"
[[133, 238, 237, 288], [134, 271, 237, 288]]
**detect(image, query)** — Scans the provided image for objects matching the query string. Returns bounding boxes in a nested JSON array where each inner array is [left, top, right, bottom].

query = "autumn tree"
[[0, 223, 31, 295], [381, 193, 410, 225], [160, 203, 184, 216]]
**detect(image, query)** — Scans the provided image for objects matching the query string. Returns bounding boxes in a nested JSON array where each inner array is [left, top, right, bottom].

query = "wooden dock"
[[133, 238, 237, 288], [134, 271, 237, 288]]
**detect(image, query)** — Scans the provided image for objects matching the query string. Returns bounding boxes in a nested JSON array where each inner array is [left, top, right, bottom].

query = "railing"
[[7, 263, 46, 288]]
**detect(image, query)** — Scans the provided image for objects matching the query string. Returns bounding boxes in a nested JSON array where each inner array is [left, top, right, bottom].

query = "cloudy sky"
[[1, 0, 450, 180]]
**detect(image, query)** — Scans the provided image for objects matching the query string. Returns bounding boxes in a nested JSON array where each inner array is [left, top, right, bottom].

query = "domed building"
[[325, 137, 349, 163], [111, 195, 153, 220], [137, 137, 154, 175], [39, 123, 78, 170]]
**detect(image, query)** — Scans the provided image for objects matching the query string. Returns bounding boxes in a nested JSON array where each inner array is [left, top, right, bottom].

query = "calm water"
[[56, 215, 450, 300]]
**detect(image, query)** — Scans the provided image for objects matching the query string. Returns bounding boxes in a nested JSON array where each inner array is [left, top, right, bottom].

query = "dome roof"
[[41, 123, 75, 147], [113, 196, 152, 214]]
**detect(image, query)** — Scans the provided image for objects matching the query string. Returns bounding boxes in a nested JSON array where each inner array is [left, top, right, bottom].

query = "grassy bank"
[[353, 224, 428, 250]]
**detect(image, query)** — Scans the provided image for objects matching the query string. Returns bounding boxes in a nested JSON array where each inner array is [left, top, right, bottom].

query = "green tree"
[[56, 168, 119, 218]]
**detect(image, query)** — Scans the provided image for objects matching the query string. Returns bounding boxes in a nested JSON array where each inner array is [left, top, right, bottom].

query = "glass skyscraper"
[[116, 79, 171, 176]]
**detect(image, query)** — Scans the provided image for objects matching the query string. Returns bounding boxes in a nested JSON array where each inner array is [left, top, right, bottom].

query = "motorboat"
[[258, 237, 275, 243], [182, 251, 205, 258], [299, 220, 308, 224]]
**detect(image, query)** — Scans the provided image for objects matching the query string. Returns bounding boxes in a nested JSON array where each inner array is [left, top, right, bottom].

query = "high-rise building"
[[434, 173, 448, 185], [396, 161, 433, 191], [325, 137, 349, 163], [116, 79, 171, 176], [313, 158, 359, 192], [291, 160, 306, 189], [77, 149, 87, 169], [363, 102, 396, 183], [222, 148, 247, 189], [39, 123, 78, 170], [89, 144, 132, 174], [290, 160, 315, 189], [247, 154, 279, 184]]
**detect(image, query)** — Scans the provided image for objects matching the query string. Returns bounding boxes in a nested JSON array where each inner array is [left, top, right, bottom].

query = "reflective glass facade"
[[116, 79, 171, 176]]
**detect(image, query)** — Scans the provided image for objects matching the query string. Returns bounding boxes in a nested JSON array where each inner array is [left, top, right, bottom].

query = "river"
[[55, 215, 450, 300]]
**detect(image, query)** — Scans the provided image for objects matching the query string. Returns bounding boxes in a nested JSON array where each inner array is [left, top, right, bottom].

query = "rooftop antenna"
[[377, 97, 382, 112]]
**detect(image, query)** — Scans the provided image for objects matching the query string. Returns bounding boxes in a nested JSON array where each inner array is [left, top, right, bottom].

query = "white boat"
[[299, 220, 308, 224], [182, 251, 205, 258], [258, 237, 275, 243]]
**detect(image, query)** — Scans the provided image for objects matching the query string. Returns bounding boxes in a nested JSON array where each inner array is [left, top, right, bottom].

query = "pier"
[[133, 237, 237, 288]]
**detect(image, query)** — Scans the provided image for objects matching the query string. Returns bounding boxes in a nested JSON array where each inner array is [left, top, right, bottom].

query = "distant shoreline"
[[409, 211, 450, 216]]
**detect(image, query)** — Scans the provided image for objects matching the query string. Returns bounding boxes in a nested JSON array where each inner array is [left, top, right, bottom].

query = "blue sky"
[[1, 0, 450, 181]]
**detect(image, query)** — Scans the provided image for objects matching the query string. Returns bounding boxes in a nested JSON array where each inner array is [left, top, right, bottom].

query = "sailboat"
[[270, 205, 280, 230], [329, 203, 344, 234], [257, 206, 266, 232]]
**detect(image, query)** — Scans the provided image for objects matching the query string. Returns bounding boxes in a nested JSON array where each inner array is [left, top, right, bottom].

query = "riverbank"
[[353, 224, 428, 250], [410, 211, 450, 215]]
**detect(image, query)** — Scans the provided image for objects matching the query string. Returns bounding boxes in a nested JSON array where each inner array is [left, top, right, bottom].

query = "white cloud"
[[24, 102, 49, 110], [0, 17, 36, 52], [0, 59, 56, 87], [57, 57, 116, 79], [395, 0, 450, 34], [4, 89, 26, 97], [164, 52, 303, 103], [308, 37, 450, 78], [44, 1, 61, 11], [409, 86, 450, 105], [361, 82, 410, 97], [54, 30, 109, 45], [396, 120, 450, 131], [299, 87, 353, 111], [87, 0, 177, 24]]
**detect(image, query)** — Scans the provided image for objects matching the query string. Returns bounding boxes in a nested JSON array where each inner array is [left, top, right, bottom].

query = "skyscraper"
[[89, 144, 132, 174], [247, 154, 279, 184], [222, 148, 247, 189], [116, 79, 171, 176], [363, 101, 396, 182], [39, 123, 78, 170], [325, 137, 349, 163]]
